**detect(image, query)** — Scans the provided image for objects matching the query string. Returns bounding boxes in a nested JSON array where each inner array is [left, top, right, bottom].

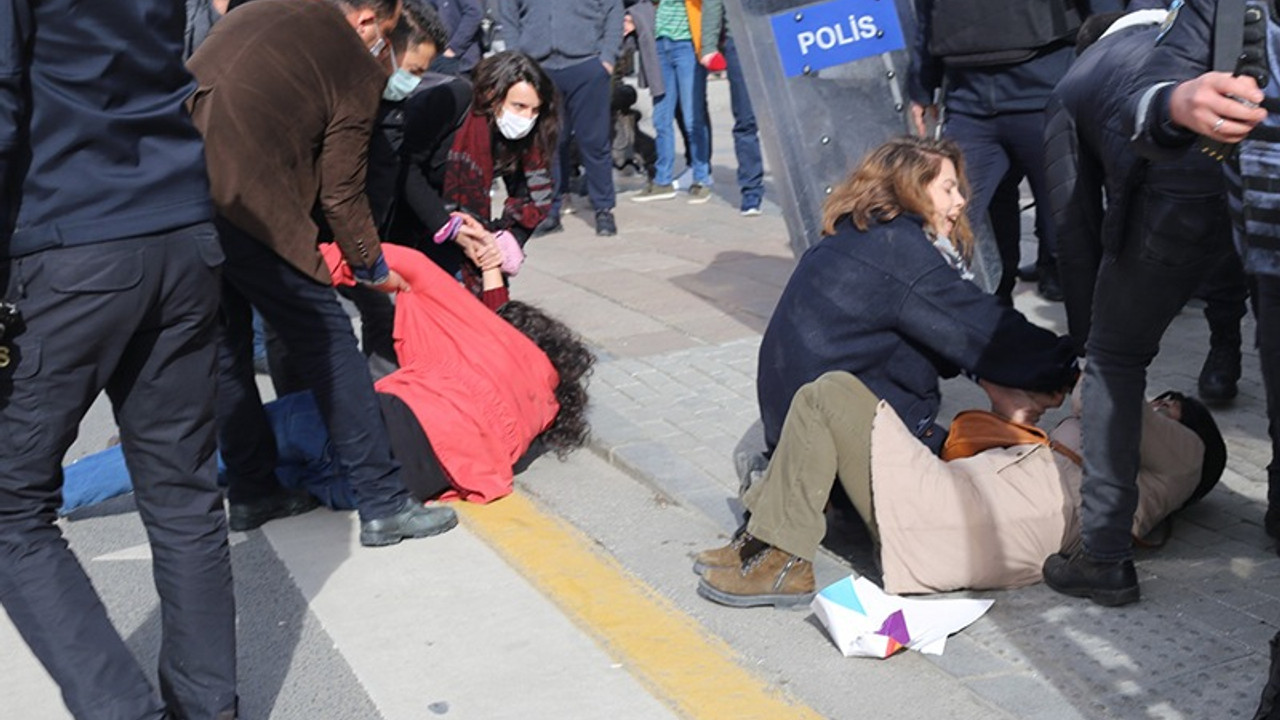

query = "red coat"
[[324, 244, 560, 502]]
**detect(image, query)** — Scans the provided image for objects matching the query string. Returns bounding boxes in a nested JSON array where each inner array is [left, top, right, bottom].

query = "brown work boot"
[[697, 547, 815, 608], [691, 528, 766, 575]]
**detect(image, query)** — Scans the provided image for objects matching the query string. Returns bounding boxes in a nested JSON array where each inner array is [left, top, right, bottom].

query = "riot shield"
[[724, 0, 1000, 291]]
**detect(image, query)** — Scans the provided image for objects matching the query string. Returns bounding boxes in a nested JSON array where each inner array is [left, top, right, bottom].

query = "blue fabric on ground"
[[60, 445, 133, 515], [60, 392, 357, 515]]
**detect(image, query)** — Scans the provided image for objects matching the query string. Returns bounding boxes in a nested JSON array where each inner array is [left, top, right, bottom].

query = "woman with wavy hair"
[[393, 49, 561, 298], [695, 136, 1080, 608]]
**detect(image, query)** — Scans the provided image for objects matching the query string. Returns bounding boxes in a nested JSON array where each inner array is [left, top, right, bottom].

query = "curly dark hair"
[[497, 301, 594, 457]]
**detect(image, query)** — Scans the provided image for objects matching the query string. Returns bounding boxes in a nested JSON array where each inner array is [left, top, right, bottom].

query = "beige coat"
[[871, 401, 1203, 595]]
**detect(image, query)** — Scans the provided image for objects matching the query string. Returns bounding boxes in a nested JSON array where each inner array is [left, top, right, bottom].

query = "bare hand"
[[459, 233, 502, 271], [1168, 71, 1266, 142], [909, 102, 938, 137], [370, 269, 410, 294], [700, 53, 718, 69], [979, 380, 1063, 426], [455, 219, 489, 247], [602, 61, 614, 75]]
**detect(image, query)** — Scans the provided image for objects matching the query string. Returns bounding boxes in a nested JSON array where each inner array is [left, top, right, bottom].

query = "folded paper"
[[811, 575, 994, 658]]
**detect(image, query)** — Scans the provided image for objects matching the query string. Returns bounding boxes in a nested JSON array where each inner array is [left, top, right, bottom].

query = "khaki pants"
[[745, 372, 879, 561]]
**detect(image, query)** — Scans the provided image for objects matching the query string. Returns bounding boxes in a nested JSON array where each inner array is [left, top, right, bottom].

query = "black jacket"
[[1046, 20, 1226, 353], [367, 75, 473, 243], [756, 215, 1078, 453], [909, 0, 1124, 116], [1127, 0, 1217, 158]]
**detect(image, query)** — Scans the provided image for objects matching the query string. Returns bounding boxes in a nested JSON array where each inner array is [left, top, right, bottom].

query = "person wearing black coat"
[[1040, 10, 1237, 607], [757, 138, 1078, 460]]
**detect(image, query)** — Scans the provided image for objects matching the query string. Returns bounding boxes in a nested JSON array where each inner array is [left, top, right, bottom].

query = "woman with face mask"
[[374, 45, 560, 303]]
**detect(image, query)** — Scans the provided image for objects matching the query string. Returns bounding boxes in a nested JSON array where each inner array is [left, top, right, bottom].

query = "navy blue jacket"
[[0, 0, 212, 258], [909, 0, 1124, 116], [757, 215, 1077, 452]]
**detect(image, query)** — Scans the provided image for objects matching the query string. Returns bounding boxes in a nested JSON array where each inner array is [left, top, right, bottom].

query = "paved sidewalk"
[[511, 74, 1280, 719]]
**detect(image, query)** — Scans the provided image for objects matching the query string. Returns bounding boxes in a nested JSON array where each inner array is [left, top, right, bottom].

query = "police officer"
[[909, 0, 1124, 302], [1041, 8, 1235, 607], [0, 0, 236, 717]]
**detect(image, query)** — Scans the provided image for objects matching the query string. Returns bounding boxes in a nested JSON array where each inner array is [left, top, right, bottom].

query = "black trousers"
[[214, 219, 409, 521], [1080, 187, 1233, 560], [0, 224, 237, 719], [1252, 275, 1280, 510]]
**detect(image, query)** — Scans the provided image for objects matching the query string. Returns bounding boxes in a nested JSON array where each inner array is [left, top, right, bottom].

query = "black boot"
[[1043, 550, 1140, 607], [1252, 631, 1280, 720], [1199, 345, 1242, 404], [1037, 271, 1064, 302]]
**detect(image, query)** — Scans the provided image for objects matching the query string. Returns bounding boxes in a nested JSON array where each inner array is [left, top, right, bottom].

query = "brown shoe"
[[697, 547, 815, 608], [691, 529, 766, 575]]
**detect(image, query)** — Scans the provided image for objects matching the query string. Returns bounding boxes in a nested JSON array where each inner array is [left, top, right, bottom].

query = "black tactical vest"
[[928, 0, 1082, 67]]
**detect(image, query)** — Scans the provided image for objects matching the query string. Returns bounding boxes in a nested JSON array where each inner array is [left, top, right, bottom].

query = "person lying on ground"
[[61, 243, 593, 512], [695, 379, 1225, 608]]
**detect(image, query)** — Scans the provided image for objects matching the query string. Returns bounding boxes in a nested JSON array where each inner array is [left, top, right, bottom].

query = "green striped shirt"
[[655, 0, 692, 41]]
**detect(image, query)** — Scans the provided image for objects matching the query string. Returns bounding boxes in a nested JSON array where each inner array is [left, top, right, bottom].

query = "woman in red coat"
[[322, 243, 593, 503]]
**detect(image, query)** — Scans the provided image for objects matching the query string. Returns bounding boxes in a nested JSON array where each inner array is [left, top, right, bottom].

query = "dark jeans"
[[722, 35, 763, 210], [215, 219, 409, 521], [1199, 249, 1250, 348], [0, 224, 236, 719], [1253, 275, 1280, 509], [1080, 186, 1232, 560], [548, 58, 616, 211], [945, 110, 1056, 299]]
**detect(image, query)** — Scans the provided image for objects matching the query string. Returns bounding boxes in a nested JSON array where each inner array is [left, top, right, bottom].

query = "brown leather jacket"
[[188, 0, 387, 283]]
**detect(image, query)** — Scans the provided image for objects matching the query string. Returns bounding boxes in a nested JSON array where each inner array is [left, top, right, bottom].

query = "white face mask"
[[496, 109, 537, 140]]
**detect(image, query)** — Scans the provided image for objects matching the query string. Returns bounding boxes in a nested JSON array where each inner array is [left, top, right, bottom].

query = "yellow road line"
[[457, 494, 825, 720]]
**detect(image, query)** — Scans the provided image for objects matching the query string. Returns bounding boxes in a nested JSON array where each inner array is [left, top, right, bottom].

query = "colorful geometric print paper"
[[811, 576, 994, 658]]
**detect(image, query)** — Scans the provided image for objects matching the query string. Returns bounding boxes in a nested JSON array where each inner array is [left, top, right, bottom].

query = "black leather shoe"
[[1043, 551, 1140, 607], [1037, 272, 1064, 302], [533, 214, 563, 237], [359, 498, 458, 547], [1198, 345, 1242, 404], [595, 209, 617, 237], [1016, 263, 1039, 282], [228, 489, 320, 532]]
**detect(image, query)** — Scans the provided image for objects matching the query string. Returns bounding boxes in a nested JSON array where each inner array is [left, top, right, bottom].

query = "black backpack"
[[928, 0, 1082, 67]]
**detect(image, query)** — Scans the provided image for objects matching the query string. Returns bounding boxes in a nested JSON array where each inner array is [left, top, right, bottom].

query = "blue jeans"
[[653, 37, 710, 187], [214, 219, 409, 522], [723, 35, 763, 209], [1080, 181, 1232, 560]]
